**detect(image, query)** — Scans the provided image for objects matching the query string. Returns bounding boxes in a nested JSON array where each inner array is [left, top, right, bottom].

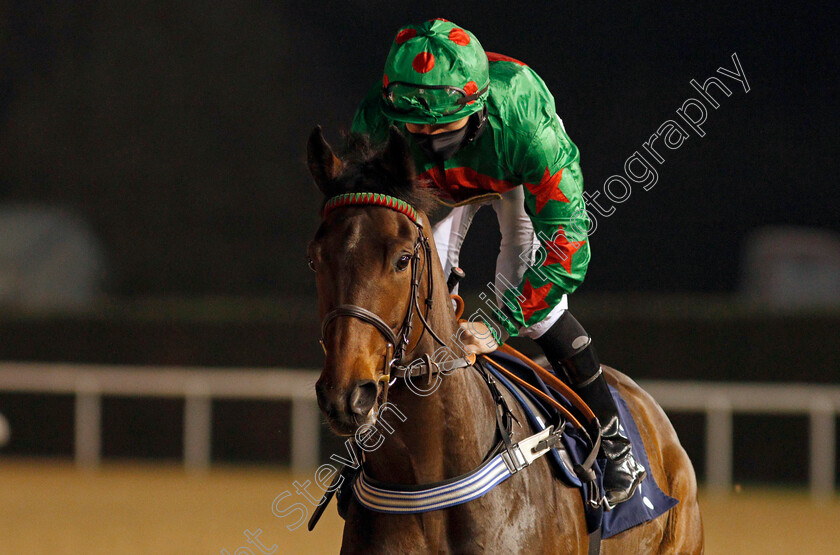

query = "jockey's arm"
[[491, 113, 592, 339]]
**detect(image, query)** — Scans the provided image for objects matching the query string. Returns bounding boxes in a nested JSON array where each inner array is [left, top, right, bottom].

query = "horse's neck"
[[364, 363, 497, 484], [362, 237, 498, 485]]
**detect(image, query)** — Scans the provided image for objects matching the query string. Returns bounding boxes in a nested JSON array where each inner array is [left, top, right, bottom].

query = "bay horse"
[[306, 126, 703, 554]]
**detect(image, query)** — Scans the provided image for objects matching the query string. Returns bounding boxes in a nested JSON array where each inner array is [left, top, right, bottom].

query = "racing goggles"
[[383, 81, 489, 119]]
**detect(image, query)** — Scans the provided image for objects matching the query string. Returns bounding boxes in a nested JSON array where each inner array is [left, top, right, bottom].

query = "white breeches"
[[432, 186, 567, 339]]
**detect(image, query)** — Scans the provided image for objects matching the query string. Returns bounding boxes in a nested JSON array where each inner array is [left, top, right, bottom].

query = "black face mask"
[[410, 125, 469, 162]]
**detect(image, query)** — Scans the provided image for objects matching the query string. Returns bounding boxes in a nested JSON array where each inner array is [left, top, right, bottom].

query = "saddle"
[[484, 347, 679, 539]]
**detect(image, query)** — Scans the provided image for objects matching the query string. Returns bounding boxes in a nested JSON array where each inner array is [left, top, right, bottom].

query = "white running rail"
[[0, 363, 836, 499], [0, 362, 320, 472], [641, 380, 839, 500]]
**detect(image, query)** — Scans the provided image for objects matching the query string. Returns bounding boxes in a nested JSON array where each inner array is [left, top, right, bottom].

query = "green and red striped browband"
[[323, 192, 420, 225]]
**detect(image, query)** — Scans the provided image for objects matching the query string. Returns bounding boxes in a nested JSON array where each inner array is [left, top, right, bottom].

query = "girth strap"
[[588, 526, 602, 555], [352, 425, 563, 514]]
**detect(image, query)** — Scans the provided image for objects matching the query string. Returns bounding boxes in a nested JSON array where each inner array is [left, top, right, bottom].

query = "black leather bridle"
[[318, 209, 448, 402]]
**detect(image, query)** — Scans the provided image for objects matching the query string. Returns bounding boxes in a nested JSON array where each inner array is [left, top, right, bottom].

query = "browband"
[[323, 192, 420, 226]]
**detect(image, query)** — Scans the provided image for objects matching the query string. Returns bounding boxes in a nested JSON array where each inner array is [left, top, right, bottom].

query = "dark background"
[[1, 1, 837, 296], [1, 2, 838, 483]]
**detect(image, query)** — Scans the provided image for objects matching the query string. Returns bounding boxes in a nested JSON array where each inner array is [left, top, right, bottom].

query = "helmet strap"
[[465, 107, 488, 144]]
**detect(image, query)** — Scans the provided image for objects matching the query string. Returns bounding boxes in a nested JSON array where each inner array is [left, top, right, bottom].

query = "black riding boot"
[[536, 312, 646, 508]]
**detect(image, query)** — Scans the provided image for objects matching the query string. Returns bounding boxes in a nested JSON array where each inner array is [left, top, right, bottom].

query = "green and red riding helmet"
[[380, 19, 490, 125]]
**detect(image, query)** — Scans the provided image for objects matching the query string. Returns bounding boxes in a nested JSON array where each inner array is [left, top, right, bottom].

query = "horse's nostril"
[[349, 380, 378, 416]]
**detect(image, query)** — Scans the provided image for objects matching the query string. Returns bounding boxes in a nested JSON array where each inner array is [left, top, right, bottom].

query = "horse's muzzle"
[[316, 378, 379, 435]]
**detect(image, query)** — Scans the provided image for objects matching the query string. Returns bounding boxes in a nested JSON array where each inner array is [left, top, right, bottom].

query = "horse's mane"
[[319, 132, 439, 216]]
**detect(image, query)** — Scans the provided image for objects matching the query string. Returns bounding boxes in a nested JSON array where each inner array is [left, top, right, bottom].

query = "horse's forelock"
[[318, 133, 439, 217]]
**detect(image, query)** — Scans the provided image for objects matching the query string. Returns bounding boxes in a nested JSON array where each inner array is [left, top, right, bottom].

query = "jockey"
[[351, 19, 645, 508]]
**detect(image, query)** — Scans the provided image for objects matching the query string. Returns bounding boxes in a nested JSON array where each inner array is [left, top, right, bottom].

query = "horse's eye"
[[395, 254, 412, 272], [307, 257, 316, 272]]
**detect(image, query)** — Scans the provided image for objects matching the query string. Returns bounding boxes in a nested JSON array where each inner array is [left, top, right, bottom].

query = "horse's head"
[[307, 126, 442, 436]]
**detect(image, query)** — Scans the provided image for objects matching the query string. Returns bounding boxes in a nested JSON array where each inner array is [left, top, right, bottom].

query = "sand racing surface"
[[2, 459, 839, 554]]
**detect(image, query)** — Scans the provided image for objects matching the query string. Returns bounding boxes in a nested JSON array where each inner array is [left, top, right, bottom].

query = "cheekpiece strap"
[[323, 192, 421, 227]]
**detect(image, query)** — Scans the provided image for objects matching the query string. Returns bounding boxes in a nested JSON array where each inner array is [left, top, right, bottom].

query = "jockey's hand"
[[457, 320, 499, 355]]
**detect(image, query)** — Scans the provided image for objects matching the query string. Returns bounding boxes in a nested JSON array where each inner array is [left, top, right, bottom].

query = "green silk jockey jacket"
[[352, 53, 591, 338]]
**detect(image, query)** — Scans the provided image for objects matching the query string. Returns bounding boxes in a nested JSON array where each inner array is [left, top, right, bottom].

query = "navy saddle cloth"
[[484, 351, 678, 538]]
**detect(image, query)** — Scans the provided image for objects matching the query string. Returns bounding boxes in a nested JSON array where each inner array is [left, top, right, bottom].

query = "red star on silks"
[[543, 224, 586, 274], [519, 278, 554, 323], [524, 167, 569, 214]]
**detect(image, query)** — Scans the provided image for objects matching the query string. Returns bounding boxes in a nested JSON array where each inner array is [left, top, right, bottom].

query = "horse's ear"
[[382, 126, 416, 189], [307, 126, 343, 195]]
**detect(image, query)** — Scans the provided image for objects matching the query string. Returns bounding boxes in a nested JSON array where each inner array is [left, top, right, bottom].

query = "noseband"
[[318, 193, 448, 400]]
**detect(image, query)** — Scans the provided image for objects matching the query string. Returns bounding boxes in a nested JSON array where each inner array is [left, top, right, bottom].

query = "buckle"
[[534, 432, 562, 452], [500, 445, 528, 474], [500, 426, 561, 474]]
